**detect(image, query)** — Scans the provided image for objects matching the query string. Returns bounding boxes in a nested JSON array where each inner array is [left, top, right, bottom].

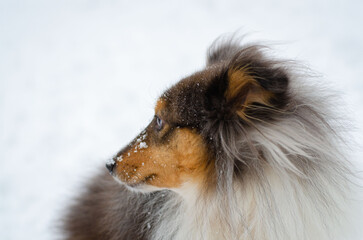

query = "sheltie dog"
[[63, 37, 357, 240]]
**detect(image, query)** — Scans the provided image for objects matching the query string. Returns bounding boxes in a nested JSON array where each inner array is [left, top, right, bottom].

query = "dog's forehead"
[[157, 65, 225, 126]]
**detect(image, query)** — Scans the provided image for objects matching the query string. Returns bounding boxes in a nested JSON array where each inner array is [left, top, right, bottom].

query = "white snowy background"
[[1, 0, 363, 239]]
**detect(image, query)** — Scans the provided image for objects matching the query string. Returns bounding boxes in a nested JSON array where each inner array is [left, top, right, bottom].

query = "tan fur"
[[113, 101, 210, 188]]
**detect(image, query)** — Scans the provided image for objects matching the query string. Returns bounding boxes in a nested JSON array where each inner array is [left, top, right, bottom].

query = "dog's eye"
[[155, 116, 164, 131]]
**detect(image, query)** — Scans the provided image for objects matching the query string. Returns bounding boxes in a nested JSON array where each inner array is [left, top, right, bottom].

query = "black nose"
[[106, 161, 115, 173]]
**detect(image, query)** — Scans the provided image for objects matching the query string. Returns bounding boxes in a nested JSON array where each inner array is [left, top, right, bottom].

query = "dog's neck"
[[149, 181, 244, 240]]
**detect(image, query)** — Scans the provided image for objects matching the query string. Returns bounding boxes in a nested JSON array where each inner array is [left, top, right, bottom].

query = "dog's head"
[[106, 41, 289, 192]]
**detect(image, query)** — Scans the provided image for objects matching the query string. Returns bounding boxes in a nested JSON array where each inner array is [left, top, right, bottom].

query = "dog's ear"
[[225, 66, 273, 121], [206, 46, 289, 122]]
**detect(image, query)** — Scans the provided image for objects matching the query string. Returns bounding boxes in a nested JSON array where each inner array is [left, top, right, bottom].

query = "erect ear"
[[225, 66, 272, 120], [222, 53, 289, 122]]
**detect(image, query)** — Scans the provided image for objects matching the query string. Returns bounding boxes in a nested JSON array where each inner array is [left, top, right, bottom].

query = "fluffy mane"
[[149, 41, 355, 240]]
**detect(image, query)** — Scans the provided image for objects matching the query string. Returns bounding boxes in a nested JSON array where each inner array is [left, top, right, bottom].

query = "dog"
[[63, 38, 357, 240]]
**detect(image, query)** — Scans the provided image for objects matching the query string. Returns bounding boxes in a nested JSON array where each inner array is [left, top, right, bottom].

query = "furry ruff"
[[62, 37, 358, 240]]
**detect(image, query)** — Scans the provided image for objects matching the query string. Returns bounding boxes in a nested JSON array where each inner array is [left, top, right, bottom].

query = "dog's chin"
[[111, 175, 162, 193]]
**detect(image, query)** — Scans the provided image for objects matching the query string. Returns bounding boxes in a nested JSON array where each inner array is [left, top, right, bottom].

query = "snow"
[[106, 158, 115, 165], [1, 0, 363, 239], [139, 142, 148, 149], [116, 155, 123, 162]]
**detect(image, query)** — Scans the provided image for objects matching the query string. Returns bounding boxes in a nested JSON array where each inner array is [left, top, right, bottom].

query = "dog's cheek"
[[139, 148, 182, 188], [153, 128, 210, 188]]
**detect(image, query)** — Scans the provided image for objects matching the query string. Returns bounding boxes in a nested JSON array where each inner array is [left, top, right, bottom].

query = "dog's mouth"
[[142, 173, 157, 183], [111, 173, 161, 193]]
